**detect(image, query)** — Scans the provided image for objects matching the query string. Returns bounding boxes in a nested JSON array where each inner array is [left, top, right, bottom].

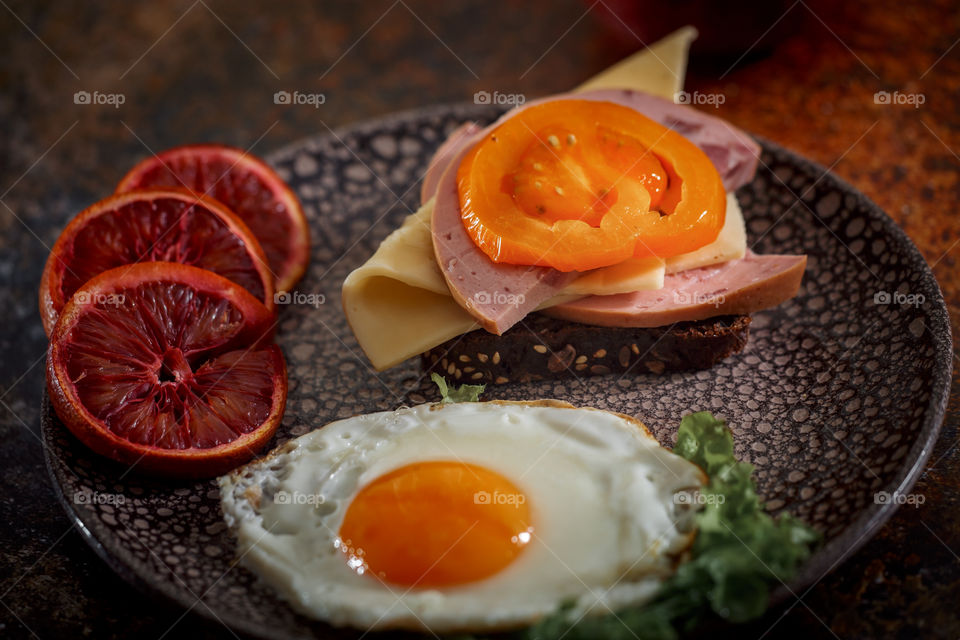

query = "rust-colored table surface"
[[1, 1, 957, 638]]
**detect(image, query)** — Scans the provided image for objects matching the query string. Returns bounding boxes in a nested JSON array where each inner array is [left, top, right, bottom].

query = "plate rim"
[[41, 101, 954, 639], [747, 132, 954, 598]]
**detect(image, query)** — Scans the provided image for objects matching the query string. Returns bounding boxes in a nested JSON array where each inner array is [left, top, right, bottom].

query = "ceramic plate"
[[42, 103, 952, 639]]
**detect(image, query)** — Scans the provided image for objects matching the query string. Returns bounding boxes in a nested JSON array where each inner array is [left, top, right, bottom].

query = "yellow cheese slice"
[[561, 192, 745, 295], [565, 257, 666, 296], [343, 27, 700, 370], [341, 199, 480, 370], [346, 199, 448, 295], [666, 192, 746, 274]]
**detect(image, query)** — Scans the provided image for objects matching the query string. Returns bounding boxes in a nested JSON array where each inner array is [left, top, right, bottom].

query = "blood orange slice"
[[46, 262, 287, 478], [116, 144, 310, 293], [39, 188, 275, 336]]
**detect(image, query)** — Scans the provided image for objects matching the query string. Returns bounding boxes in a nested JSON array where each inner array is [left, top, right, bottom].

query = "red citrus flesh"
[[46, 262, 287, 478], [39, 189, 275, 336], [116, 144, 310, 293]]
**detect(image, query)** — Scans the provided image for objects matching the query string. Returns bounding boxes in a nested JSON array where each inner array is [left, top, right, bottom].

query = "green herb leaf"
[[430, 373, 485, 403]]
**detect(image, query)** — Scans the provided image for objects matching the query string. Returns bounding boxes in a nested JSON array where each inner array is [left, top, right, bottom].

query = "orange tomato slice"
[[457, 99, 726, 272]]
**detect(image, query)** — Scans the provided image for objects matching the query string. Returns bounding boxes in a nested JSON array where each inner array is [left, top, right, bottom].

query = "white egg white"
[[219, 400, 705, 633]]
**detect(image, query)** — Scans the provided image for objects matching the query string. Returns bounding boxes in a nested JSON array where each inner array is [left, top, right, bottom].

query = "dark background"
[[2, 1, 958, 638]]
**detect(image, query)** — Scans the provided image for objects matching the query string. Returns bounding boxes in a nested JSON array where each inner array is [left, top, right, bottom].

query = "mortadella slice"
[[543, 252, 806, 328], [420, 122, 481, 204], [432, 142, 578, 335]]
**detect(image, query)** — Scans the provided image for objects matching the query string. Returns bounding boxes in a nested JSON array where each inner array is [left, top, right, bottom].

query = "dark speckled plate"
[[42, 103, 952, 639]]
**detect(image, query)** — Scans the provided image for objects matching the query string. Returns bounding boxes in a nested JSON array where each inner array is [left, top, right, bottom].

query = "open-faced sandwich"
[[342, 28, 807, 382]]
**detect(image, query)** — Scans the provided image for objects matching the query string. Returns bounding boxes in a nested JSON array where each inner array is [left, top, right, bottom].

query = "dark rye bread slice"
[[421, 313, 751, 385]]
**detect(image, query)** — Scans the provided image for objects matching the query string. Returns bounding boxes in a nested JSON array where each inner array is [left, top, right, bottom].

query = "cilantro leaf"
[[430, 373, 485, 403]]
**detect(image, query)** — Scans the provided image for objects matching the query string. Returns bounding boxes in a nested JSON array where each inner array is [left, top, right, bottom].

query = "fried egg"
[[218, 400, 705, 632]]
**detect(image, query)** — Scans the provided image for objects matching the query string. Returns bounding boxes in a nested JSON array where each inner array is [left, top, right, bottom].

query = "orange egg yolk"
[[337, 461, 532, 589]]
